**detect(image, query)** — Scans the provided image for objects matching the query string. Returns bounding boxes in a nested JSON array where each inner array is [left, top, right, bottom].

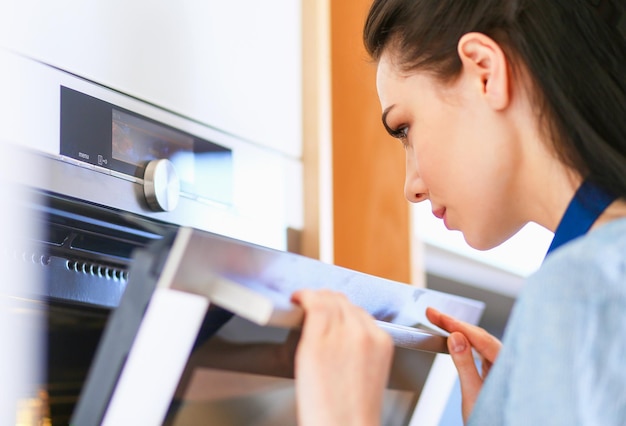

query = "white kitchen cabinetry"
[[0, 0, 302, 158]]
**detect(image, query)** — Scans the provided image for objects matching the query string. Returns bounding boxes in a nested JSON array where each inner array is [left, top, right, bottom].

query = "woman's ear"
[[457, 32, 510, 111]]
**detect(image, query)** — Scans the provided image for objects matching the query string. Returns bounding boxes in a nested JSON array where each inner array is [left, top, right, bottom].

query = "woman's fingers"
[[292, 289, 344, 339], [448, 332, 483, 424], [426, 307, 501, 364], [291, 289, 393, 426], [426, 307, 502, 423], [292, 289, 393, 366]]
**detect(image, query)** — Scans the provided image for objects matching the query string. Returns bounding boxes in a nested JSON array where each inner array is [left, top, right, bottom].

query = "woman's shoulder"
[[527, 217, 626, 301], [478, 217, 626, 426]]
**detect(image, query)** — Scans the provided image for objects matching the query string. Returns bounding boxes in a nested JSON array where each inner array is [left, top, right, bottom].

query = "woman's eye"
[[400, 127, 409, 139], [393, 126, 409, 146]]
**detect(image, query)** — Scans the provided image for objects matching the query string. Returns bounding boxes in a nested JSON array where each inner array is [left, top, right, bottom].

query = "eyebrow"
[[381, 104, 399, 137]]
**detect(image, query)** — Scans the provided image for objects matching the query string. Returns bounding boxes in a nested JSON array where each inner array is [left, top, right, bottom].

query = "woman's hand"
[[291, 289, 394, 426], [426, 307, 502, 424]]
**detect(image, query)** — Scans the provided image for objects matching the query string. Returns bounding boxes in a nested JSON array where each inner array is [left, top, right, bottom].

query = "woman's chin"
[[462, 233, 506, 251]]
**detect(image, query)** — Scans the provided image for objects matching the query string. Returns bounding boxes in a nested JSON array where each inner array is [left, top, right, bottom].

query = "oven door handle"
[[196, 274, 449, 354]]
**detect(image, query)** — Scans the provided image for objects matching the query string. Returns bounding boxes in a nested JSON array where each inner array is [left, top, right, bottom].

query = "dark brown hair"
[[364, 0, 626, 199]]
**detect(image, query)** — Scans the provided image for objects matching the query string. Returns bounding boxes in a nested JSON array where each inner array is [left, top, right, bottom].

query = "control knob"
[[143, 159, 180, 212]]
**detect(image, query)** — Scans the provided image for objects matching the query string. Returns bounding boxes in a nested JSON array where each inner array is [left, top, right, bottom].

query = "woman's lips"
[[432, 208, 445, 219], [433, 207, 450, 229]]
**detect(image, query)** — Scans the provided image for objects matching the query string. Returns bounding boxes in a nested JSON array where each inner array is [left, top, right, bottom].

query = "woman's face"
[[376, 51, 526, 250]]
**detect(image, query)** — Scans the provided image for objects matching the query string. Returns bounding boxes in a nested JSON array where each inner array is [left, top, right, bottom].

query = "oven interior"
[[18, 189, 169, 423]]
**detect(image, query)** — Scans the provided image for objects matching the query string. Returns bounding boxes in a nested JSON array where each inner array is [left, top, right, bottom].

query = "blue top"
[[468, 217, 626, 425], [546, 180, 617, 256]]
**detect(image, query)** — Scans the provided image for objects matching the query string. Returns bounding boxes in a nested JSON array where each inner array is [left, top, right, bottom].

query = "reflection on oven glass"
[[164, 369, 416, 426], [112, 109, 194, 169], [162, 316, 428, 426]]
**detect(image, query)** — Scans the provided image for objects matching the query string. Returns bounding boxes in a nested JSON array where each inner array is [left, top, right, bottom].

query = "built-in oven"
[[3, 48, 484, 425]]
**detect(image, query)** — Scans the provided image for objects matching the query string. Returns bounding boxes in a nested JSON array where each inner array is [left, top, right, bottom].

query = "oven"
[[3, 48, 484, 425]]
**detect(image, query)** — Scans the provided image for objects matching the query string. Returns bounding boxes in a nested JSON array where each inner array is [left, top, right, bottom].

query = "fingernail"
[[449, 333, 466, 353]]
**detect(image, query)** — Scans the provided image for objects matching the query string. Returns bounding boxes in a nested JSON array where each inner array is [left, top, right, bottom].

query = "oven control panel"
[[143, 159, 180, 212], [2, 48, 302, 251], [60, 86, 233, 211]]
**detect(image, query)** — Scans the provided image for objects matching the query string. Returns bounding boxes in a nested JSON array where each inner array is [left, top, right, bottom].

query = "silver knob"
[[143, 159, 180, 212]]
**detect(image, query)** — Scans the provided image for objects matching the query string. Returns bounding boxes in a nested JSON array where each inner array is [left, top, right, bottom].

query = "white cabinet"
[[0, 1, 302, 158]]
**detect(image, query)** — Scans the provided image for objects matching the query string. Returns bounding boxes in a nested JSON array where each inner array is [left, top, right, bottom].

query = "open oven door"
[[71, 226, 484, 426]]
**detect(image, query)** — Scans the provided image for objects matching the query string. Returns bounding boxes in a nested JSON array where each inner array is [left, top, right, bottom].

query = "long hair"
[[364, 0, 626, 199]]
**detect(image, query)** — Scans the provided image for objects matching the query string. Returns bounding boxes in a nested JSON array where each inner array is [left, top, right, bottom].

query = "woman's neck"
[[593, 199, 626, 230]]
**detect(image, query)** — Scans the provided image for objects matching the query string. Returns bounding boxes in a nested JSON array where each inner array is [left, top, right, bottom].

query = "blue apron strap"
[[546, 180, 617, 257]]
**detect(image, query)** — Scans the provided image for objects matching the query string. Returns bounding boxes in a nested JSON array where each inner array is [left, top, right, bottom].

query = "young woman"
[[292, 0, 626, 424]]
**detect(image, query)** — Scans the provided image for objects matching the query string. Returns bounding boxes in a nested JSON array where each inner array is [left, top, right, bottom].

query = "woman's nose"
[[404, 154, 428, 203], [404, 183, 428, 203]]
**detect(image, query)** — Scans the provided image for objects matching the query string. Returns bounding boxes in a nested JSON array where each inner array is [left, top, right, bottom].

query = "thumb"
[[448, 332, 482, 423]]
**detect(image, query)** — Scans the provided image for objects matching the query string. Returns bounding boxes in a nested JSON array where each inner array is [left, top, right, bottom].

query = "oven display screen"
[[61, 86, 233, 205], [112, 109, 194, 169]]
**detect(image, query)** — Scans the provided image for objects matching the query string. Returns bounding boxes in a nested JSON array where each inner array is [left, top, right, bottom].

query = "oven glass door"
[[71, 226, 484, 426]]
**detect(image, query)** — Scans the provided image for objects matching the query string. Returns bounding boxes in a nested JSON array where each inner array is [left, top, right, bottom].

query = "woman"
[[292, 0, 626, 425]]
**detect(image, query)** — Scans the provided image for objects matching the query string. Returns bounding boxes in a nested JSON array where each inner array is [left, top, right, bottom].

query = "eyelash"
[[391, 126, 409, 146]]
